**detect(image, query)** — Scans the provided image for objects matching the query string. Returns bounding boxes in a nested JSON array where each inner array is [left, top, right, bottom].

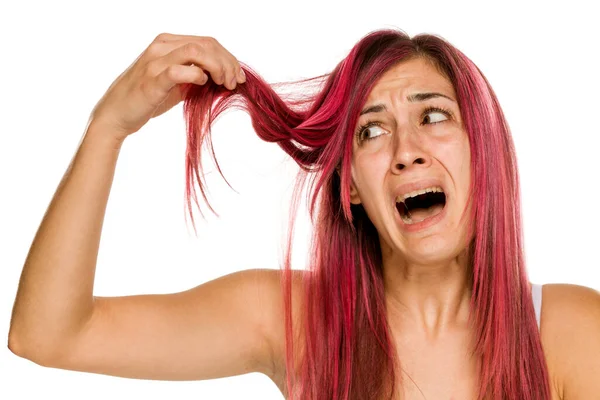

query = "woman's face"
[[349, 57, 472, 265]]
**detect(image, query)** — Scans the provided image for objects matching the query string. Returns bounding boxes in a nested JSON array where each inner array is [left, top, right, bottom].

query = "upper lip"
[[393, 178, 447, 203]]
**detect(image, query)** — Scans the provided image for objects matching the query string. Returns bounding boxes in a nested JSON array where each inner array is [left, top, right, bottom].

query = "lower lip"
[[394, 200, 449, 233]]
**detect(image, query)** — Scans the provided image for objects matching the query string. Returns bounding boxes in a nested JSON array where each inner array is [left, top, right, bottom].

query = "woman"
[[7, 29, 600, 399]]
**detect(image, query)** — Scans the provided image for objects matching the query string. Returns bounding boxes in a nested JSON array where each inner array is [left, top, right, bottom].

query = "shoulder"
[[540, 283, 600, 399], [254, 269, 306, 382]]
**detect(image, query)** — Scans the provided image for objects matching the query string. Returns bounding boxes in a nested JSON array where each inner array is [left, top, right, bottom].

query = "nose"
[[390, 130, 432, 173]]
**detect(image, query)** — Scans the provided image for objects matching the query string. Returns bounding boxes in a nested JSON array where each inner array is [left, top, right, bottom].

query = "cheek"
[[353, 147, 392, 172], [458, 139, 471, 180], [351, 157, 390, 207], [352, 158, 389, 194], [438, 134, 470, 168], [447, 141, 472, 206]]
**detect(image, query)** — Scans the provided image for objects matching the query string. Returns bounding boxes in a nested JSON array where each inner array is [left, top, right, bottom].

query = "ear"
[[337, 165, 362, 205], [349, 181, 361, 205]]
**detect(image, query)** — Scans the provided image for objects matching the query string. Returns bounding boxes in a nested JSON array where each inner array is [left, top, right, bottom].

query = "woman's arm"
[[540, 283, 600, 399], [8, 123, 124, 359], [7, 33, 287, 382], [7, 121, 283, 380]]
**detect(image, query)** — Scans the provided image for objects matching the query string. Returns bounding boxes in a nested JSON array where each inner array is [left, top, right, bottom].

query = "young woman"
[[8, 29, 600, 399]]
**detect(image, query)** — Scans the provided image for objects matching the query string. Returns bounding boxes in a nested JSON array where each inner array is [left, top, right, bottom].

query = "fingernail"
[[239, 69, 246, 82]]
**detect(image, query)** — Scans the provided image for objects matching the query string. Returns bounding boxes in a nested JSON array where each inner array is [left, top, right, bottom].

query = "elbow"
[[7, 332, 62, 367], [7, 333, 39, 363], [7, 324, 29, 359], [7, 332, 24, 358]]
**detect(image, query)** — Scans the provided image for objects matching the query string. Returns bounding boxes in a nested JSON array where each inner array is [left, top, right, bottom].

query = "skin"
[[8, 33, 599, 399], [349, 57, 473, 340], [345, 56, 600, 398]]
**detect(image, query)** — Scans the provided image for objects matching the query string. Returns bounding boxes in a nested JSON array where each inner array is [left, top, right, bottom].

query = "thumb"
[[152, 85, 184, 118]]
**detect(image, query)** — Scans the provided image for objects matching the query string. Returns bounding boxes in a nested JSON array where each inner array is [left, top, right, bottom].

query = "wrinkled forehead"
[[365, 58, 456, 104]]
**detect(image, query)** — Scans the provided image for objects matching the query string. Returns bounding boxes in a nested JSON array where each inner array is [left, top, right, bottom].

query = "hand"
[[88, 33, 246, 142]]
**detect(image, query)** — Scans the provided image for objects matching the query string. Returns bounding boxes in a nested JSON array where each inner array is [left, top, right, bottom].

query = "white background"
[[1, 0, 598, 398]]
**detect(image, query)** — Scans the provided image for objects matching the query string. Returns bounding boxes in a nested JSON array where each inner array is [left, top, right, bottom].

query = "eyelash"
[[355, 106, 453, 142]]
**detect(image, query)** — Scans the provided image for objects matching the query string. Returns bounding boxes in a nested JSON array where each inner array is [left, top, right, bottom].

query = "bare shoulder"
[[259, 268, 306, 382], [540, 283, 600, 399], [214, 268, 305, 379]]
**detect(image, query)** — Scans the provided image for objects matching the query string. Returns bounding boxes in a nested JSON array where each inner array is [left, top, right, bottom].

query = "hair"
[[180, 28, 551, 399]]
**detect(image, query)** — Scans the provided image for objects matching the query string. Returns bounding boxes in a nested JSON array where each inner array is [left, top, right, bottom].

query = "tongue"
[[408, 203, 444, 222]]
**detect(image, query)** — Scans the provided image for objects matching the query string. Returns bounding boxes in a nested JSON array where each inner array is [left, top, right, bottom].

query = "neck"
[[382, 245, 473, 340]]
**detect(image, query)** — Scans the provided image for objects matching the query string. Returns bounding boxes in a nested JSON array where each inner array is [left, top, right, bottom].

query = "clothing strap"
[[531, 283, 543, 330]]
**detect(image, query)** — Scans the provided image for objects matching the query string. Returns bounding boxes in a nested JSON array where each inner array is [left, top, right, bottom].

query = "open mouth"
[[395, 190, 447, 225]]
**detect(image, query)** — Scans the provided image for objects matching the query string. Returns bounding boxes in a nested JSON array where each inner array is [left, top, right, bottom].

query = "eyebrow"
[[359, 92, 456, 116]]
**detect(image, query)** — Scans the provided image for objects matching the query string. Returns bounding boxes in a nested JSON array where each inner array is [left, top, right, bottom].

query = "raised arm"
[[7, 34, 297, 382]]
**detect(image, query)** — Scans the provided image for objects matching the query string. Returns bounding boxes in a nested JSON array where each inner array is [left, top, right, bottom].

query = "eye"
[[355, 106, 454, 144], [421, 106, 452, 126], [355, 121, 387, 142]]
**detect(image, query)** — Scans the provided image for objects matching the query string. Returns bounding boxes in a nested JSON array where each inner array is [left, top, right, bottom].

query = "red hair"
[[181, 28, 551, 399]]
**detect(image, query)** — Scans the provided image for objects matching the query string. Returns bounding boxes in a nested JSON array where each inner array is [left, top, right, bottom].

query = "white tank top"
[[531, 283, 543, 330]]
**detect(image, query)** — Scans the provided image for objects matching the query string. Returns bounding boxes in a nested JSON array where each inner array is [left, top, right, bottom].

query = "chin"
[[402, 237, 466, 265]]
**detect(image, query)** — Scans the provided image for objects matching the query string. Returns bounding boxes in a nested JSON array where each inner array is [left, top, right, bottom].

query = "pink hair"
[[181, 28, 551, 399]]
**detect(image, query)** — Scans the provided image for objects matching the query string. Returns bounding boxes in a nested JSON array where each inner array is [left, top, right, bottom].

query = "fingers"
[[88, 33, 248, 137], [154, 64, 209, 95], [143, 34, 245, 91]]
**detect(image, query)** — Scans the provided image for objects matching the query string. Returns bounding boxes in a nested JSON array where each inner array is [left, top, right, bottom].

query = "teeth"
[[395, 186, 444, 203]]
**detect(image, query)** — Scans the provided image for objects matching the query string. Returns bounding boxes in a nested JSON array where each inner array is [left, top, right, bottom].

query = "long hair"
[[181, 28, 551, 400]]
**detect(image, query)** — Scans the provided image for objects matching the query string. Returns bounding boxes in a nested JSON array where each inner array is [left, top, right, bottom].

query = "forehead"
[[365, 57, 455, 103]]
